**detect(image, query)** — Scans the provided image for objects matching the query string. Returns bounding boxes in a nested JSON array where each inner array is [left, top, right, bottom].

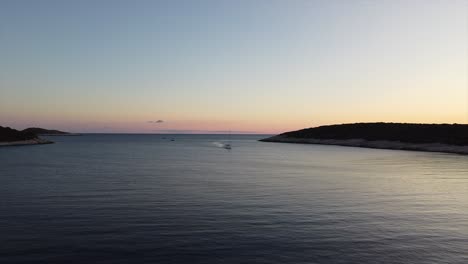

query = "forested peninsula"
[[0, 126, 54, 146], [260, 123, 468, 155]]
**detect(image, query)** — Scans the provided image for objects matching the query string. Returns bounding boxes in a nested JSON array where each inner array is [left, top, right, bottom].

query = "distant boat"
[[223, 143, 231, 149], [223, 131, 232, 149]]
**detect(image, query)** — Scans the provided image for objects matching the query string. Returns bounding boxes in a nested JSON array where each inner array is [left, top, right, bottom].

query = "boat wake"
[[213, 142, 231, 149], [213, 142, 225, 148]]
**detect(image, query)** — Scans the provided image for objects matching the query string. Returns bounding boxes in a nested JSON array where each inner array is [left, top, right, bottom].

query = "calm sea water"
[[1, 134, 468, 264]]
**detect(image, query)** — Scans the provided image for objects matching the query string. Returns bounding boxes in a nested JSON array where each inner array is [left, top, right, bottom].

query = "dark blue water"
[[1, 134, 468, 263]]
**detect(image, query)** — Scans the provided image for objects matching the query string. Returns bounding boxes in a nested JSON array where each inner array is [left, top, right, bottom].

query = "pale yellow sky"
[[1, 0, 467, 133]]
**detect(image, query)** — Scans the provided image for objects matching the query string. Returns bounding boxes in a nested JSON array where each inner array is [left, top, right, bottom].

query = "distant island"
[[0, 126, 54, 146], [260, 123, 468, 155], [22, 127, 74, 136]]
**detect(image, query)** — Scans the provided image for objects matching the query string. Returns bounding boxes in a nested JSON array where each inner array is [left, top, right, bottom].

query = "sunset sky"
[[1, 0, 467, 133]]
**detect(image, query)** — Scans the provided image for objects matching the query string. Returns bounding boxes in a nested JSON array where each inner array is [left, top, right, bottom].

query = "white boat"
[[223, 131, 232, 149], [223, 143, 231, 149]]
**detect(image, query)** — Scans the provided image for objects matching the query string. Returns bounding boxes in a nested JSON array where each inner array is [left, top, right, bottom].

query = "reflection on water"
[[1, 134, 468, 263]]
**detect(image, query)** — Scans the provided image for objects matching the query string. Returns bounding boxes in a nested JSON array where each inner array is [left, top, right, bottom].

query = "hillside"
[[0, 126, 38, 142], [22, 127, 69, 135], [260, 123, 468, 155], [0, 126, 54, 146]]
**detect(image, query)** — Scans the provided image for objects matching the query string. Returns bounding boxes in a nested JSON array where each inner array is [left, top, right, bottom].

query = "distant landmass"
[[0, 126, 53, 146], [22, 127, 70, 135], [260, 123, 468, 155]]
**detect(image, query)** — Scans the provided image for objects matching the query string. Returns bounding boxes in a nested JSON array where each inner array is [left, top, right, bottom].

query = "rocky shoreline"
[[260, 136, 468, 155], [0, 138, 54, 147], [260, 122, 468, 155]]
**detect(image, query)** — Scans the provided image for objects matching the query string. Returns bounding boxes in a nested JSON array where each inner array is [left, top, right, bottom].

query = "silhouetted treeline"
[[278, 123, 468, 146], [0, 126, 37, 142], [22, 127, 68, 135]]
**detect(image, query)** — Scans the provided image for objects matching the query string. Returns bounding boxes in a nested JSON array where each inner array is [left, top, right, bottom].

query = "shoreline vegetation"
[[0, 126, 63, 147], [21, 127, 78, 136], [260, 123, 468, 155]]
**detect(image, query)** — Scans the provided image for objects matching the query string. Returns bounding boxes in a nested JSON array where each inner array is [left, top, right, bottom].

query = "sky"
[[1, 0, 467, 133]]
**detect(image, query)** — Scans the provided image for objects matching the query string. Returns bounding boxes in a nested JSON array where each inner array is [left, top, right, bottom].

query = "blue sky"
[[1, 0, 467, 133]]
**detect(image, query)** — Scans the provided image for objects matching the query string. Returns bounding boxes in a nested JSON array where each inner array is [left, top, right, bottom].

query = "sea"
[[1, 134, 467, 264]]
